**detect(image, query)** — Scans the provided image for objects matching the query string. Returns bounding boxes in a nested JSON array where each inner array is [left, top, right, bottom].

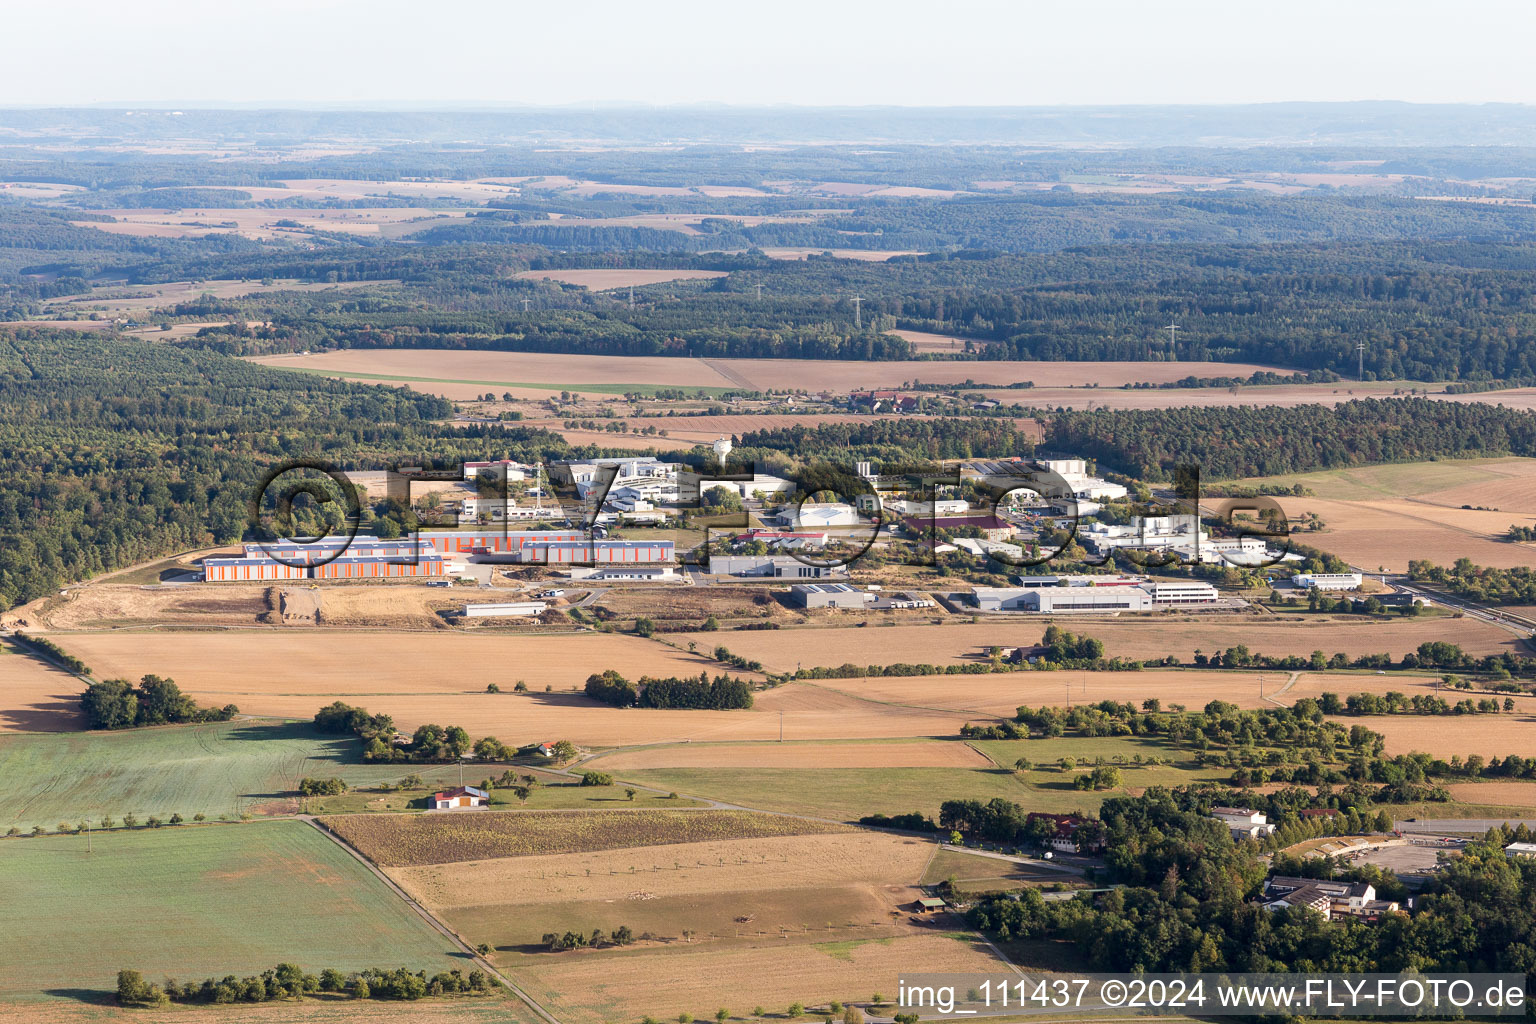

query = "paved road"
[[1396, 817, 1536, 833], [1367, 572, 1536, 641]]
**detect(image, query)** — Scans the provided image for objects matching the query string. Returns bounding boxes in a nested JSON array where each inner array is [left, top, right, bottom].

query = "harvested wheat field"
[[323, 809, 851, 867], [1335, 713, 1536, 757], [806, 670, 1291, 715], [0, 643, 85, 732], [56, 682, 966, 747], [593, 739, 991, 770], [47, 629, 708, 697], [404, 832, 938, 971], [1231, 457, 1536, 502], [254, 349, 737, 389], [80, 207, 472, 241], [811, 671, 1536, 718], [518, 932, 1006, 1024], [254, 347, 1291, 396], [393, 831, 933, 911], [712, 357, 1289, 392], [1274, 497, 1536, 571], [1444, 782, 1536, 808], [38, 629, 974, 744], [514, 269, 728, 289], [676, 617, 1517, 673], [969, 382, 1431, 411], [4, 1000, 514, 1023], [546, 427, 697, 450]]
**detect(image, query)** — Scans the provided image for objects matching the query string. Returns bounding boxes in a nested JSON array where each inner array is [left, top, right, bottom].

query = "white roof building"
[[773, 503, 861, 528], [1292, 572, 1364, 591]]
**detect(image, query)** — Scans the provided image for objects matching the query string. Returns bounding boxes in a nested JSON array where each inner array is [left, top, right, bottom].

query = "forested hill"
[[732, 400, 1536, 482], [158, 239, 1536, 381], [1045, 399, 1536, 480], [0, 330, 594, 611]]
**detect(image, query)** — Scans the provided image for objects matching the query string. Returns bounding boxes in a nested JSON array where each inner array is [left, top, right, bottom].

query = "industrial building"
[[205, 538, 447, 581], [700, 473, 798, 500], [463, 601, 548, 618], [461, 460, 531, 480], [567, 565, 679, 582], [789, 582, 876, 609], [312, 553, 448, 579], [515, 539, 675, 564], [1022, 587, 1150, 613], [707, 555, 845, 578], [459, 497, 556, 522], [422, 529, 585, 557], [971, 576, 1216, 612], [1143, 580, 1220, 604], [203, 557, 312, 582], [1211, 807, 1276, 839], [553, 457, 678, 498], [904, 514, 1015, 541], [772, 502, 861, 529], [963, 457, 1128, 503], [205, 529, 609, 581], [1292, 572, 1364, 591]]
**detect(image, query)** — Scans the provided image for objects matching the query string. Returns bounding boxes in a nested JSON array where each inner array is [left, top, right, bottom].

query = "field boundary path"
[[1262, 670, 1301, 707], [699, 358, 758, 390], [302, 815, 563, 1024]]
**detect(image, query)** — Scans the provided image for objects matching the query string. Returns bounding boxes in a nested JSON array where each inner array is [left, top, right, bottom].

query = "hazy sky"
[[6, 0, 1536, 108]]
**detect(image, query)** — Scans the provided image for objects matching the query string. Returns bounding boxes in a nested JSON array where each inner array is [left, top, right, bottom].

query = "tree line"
[[117, 963, 497, 1006], [584, 670, 754, 709], [80, 675, 237, 730]]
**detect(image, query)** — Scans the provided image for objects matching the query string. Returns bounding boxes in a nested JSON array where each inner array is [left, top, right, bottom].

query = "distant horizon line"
[[4, 99, 1536, 113]]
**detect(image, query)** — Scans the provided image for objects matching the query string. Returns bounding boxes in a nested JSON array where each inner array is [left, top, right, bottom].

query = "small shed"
[[915, 897, 948, 914]]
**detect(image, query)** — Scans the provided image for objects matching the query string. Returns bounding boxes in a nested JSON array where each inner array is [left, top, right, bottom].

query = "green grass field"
[[620, 736, 1236, 821], [920, 848, 1082, 893], [0, 821, 462, 1001], [0, 721, 480, 832]]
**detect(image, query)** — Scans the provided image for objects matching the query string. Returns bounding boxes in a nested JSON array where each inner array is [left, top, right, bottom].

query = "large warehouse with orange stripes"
[[202, 530, 675, 581]]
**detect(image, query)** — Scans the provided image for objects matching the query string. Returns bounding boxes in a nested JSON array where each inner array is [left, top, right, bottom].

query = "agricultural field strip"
[[304, 818, 557, 1024], [389, 832, 935, 912], [320, 809, 854, 867]]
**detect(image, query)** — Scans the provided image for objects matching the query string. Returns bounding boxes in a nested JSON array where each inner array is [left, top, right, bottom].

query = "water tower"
[[712, 436, 733, 462]]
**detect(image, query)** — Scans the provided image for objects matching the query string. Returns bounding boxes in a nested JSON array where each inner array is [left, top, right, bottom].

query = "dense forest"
[[0, 330, 609, 610], [64, 237, 1536, 382]]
